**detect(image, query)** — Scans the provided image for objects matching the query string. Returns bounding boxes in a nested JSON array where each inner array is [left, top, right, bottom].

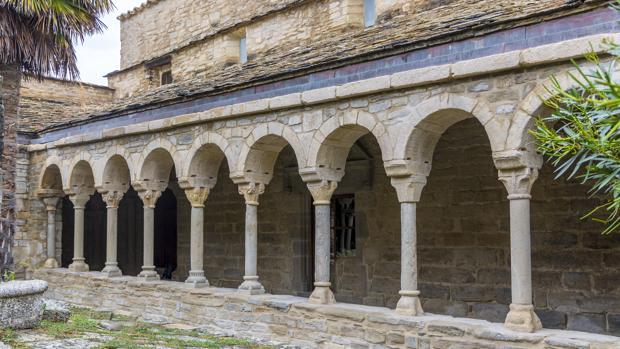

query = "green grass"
[[19, 306, 273, 349]]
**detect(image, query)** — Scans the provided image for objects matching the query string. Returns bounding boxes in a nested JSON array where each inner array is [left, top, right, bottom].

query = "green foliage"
[[1, 269, 15, 281], [530, 23, 620, 234], [32, 307, 273, 349]]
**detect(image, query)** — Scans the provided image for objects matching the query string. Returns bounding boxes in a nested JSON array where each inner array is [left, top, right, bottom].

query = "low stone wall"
[[36, 269, 620, 349]]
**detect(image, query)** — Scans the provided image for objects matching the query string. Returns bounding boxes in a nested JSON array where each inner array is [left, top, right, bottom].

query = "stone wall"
[[36, 269, 620, 349], [18, 77, 114, 132], [109, 0, 414, 98]]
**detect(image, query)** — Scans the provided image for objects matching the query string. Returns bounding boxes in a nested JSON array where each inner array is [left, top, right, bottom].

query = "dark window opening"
[[331, 195, 356, 257], [160, 70, 173, 85]]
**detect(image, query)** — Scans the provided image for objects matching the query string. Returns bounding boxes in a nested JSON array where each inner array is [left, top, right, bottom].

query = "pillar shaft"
[[510, 198, 532, 305], [314, 203, 330, 285], [499, 167, 542, 332], [186, 205, 208, 286], [139, 205, 159, 280], [46, 209, 56, 259], [68, 205, 89, 272], [101, 206, 122, 277], [238, 182, 265, 294], [307, 180, 337, 304]]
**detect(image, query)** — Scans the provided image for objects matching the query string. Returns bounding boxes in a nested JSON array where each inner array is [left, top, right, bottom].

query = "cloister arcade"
[[29, 68, 619, 337]]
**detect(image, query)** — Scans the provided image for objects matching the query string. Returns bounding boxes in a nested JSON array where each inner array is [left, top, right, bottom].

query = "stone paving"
[[0, 304, 285, 349]]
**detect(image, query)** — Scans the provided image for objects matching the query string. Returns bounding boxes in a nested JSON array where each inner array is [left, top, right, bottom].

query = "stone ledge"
[[34, 269, 620, 349], [28, 32, 619, 153]]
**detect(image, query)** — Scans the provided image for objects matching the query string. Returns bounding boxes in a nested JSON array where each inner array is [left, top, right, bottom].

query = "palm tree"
[[0, 0, 114, 272]]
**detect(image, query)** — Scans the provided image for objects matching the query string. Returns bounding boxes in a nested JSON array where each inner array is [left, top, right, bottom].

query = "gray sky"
[[75, 0, 145, 86]]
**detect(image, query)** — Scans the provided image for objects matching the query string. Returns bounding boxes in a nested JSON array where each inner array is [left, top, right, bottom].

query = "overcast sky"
[[75, 0, 146, 86]]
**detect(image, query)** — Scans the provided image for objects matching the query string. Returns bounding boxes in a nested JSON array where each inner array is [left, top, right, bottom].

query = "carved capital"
[[390, 175, 427, 203], [102, 191, 125, 209], [68, 194, 90, 209], [498, 167, 538, 200], [42, 197, 60, 212], [307, 180, 338, 205], [185, 187, 211, 207], [238, 182, 265, 206], [138, 189, 162, 208]]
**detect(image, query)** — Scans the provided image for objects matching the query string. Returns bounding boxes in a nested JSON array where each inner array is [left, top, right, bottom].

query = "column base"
[[68, 259, 89, 272], [238, 276, 265, 295], [43, 258, 59, 269], [308, 282, 335, 304], [101, 263, 122, 278], [395, 290, 424, 316], [138, 266, 160, 281], [504, 304, 542, 333], [185, 270, 209, 288]]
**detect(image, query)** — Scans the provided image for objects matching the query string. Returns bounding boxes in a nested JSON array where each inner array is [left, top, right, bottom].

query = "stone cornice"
[[27, 32, 619, 153]]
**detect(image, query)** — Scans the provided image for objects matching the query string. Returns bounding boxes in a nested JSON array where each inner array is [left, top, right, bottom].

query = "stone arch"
[[64, 153, 95, 192], [237, 122, 306, 184], [100, 155, 132, 193], [392, 94, 505, 176], [94, 146, 134, 189], [307, 111, 392, 181], [38, 156, 64, 192], [136, 139, 180, 186], [67, 159, 96, 195], [180, 132, 234, 187]]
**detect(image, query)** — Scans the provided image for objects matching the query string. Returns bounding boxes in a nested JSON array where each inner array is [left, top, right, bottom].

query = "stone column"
[[42, 196, 60, 268], [138, 189, 162, 281], [68, 194, 91, 272], [101, 191, 124, 277], [184, 187, 211, 287], [499, 167, 542, 332], [237, 182, 265, 294], [391, 175, 426, 316], [307, 180, 338, 304]]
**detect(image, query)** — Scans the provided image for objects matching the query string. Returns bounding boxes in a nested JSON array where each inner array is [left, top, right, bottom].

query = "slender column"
[[101, 191, 124, 277], [499, 167, 542, 332], [184, 187, 211, 287], [307, 180, 338, 304], [138, 189, 162, 281], [42, 196, 60, 268], [238, 182, 265, 294], [391, 175, 426, 316], [68, 194, 91, 272]]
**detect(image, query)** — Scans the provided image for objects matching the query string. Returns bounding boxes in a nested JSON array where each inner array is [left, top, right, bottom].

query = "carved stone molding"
[[390, 175, 427, 203], [67, 194, 90, 209], [238, 182, 265, 206], [102, 191, 125, 209], [42, 197, 60, 212], [137, 189, 162, 208], [185, 187, 211, 208], [307, 180, 338, 205], [498, 167, 539, 200]]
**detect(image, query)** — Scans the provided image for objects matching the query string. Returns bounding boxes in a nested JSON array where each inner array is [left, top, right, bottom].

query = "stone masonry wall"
[[37, 269, 620, 349], [18, 77, 114, 132], [110, 0, 413, 98]]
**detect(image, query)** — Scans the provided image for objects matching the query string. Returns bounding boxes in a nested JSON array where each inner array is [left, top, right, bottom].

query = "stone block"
[[336, 76, 390, 98], [42, 299, 70, 322], [567, 313, 606, 334], [301, 87, 336, 104], [452, 51, 521, 78], [390, 65, 451, 89], [471, 303, 509, 323], [422, 299, 468, 317], [537, 309, 567, 330], [269, 93, 302, 110]]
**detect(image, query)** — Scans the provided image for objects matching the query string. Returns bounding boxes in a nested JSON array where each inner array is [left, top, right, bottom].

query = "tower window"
[[364, 0, 376, 27], [160, 70, 173, 85], [239, 36, 248, 64]]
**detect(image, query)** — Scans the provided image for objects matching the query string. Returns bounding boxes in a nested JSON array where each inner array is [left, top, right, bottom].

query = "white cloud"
[[75, 0, 146, 86]]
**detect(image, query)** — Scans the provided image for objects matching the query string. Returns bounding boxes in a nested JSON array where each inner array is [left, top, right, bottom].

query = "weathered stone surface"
[[0, 280, 47, 329], [42, 299, 70, 322]]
